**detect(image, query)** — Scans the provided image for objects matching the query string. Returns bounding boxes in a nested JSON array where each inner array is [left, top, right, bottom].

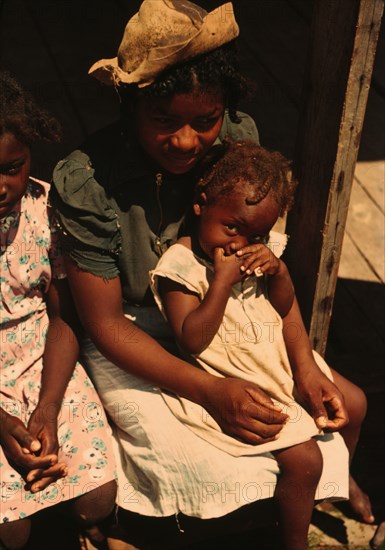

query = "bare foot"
[[348, 475, 375, 523], [107, 524, 139, 549], [80, 525, 109, 549], [370, 521, 385, 549]]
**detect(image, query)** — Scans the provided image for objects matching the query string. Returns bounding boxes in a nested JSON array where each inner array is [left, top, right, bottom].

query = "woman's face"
[[194, 188, 280, 260], [134, 90, 225, 174], [0, 132, 31, 219]]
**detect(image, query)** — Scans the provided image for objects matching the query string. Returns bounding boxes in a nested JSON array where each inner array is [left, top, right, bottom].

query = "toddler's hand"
[[213, 247, 245, 286], [235, 243, 282, 277], [295, 365, 349, 432]]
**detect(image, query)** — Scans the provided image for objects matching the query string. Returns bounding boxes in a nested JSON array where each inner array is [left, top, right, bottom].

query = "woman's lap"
[[81, 308, 349, 519]]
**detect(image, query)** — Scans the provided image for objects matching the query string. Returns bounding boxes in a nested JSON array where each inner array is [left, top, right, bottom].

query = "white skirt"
[[81, 306, 349, 519]]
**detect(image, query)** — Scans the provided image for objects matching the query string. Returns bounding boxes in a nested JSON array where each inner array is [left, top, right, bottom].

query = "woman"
[[50, 1, 370, 547]]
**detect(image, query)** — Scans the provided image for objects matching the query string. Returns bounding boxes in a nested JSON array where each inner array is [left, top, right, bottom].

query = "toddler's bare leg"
[[0, 518, 31, 550], [331, 369, 374, 523], [273, 439, 323, 550]]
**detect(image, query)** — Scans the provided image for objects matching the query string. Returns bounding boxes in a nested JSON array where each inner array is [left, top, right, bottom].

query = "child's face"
[[194, 188, 281, 259], [134, 90, 225, 175], [0, 132, 31, 219]]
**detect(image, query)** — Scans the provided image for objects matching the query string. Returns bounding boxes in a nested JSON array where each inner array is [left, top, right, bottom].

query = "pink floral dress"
[[0, 179, 116, 523]]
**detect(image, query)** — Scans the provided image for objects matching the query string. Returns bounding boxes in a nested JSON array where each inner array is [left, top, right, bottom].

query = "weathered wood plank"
[[236, 0, 312, 157], [0, 0, 139, 178], [354, 161, 385, 211], [338, 230, 379, 283], [344, 178, 385, 282], [371, 13, 385, 96], [285, 0, 384, 354], [22, 0, 134, 139], [238, 39, 300, 158], [326, 277, 385, 391], [286, 0, 314, 23], [237, 0, 311, 107], [357, 86, 385, 160]]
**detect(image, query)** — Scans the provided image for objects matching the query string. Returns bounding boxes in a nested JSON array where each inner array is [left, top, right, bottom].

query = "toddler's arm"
[[26, 278, 82, 492], [236, 242, 348, 431], [160, 247, 244, 355], [282, 297, 349, 431], [236, 243, 294, 317]]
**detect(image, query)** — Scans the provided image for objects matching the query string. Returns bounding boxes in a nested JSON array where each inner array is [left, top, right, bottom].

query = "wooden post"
[[285, 0, 384, 355]]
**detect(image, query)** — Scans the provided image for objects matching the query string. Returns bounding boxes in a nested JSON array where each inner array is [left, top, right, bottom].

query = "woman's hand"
[[0, 408, 66, 492], [26, 404, 67, 492], [203, 377, 288, 444], [294, 364, 349, 431]]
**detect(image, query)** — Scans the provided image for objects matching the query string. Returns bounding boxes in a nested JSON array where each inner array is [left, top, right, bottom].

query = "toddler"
[[151, 139, 369, 549]]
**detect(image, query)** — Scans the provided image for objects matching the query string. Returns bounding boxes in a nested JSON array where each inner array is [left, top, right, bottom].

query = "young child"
[[0, 72, 117, 549], [150, 139, 369, 549]]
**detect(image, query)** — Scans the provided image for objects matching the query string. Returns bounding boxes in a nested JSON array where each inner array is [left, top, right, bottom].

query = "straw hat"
[[89, 0, 239, 88]]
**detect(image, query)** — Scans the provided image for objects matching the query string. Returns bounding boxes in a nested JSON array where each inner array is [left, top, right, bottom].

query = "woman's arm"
[[282, 297, 349, 431], [266, 260, 295, 317], [159, 277, 228, 355], [65, 256, 288, 444]]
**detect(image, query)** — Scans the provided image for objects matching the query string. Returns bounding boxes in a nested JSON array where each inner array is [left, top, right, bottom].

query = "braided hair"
[[196, 138, 298, 216], [120, 41, 253, 124]]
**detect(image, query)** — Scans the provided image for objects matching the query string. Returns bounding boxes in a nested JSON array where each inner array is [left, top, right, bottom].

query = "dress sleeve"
[[50, 150, 121, 279], [48, 215, 67, 280], [219, 111, 260, 144], [267, 230, 288, 259], [150, 244, 208, 319]]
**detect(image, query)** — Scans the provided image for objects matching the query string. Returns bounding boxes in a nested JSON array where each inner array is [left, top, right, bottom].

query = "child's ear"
[[193, 192, 207, 216], [193, 203, 201, 216]]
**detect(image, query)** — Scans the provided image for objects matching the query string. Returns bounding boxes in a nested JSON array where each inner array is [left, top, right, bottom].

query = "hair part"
[[196, 138, 298, 216], [0, 71, 60, 145], [119, 42, 254, 123]]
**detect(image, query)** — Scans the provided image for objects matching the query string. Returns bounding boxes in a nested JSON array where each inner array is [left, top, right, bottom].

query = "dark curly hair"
[[196, 139, 298, 216], [119, 41, 254, 123], [0, 72, 60, 145]]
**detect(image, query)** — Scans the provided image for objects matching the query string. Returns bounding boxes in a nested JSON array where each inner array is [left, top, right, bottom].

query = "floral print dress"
[[0, 179, 116, 523]]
